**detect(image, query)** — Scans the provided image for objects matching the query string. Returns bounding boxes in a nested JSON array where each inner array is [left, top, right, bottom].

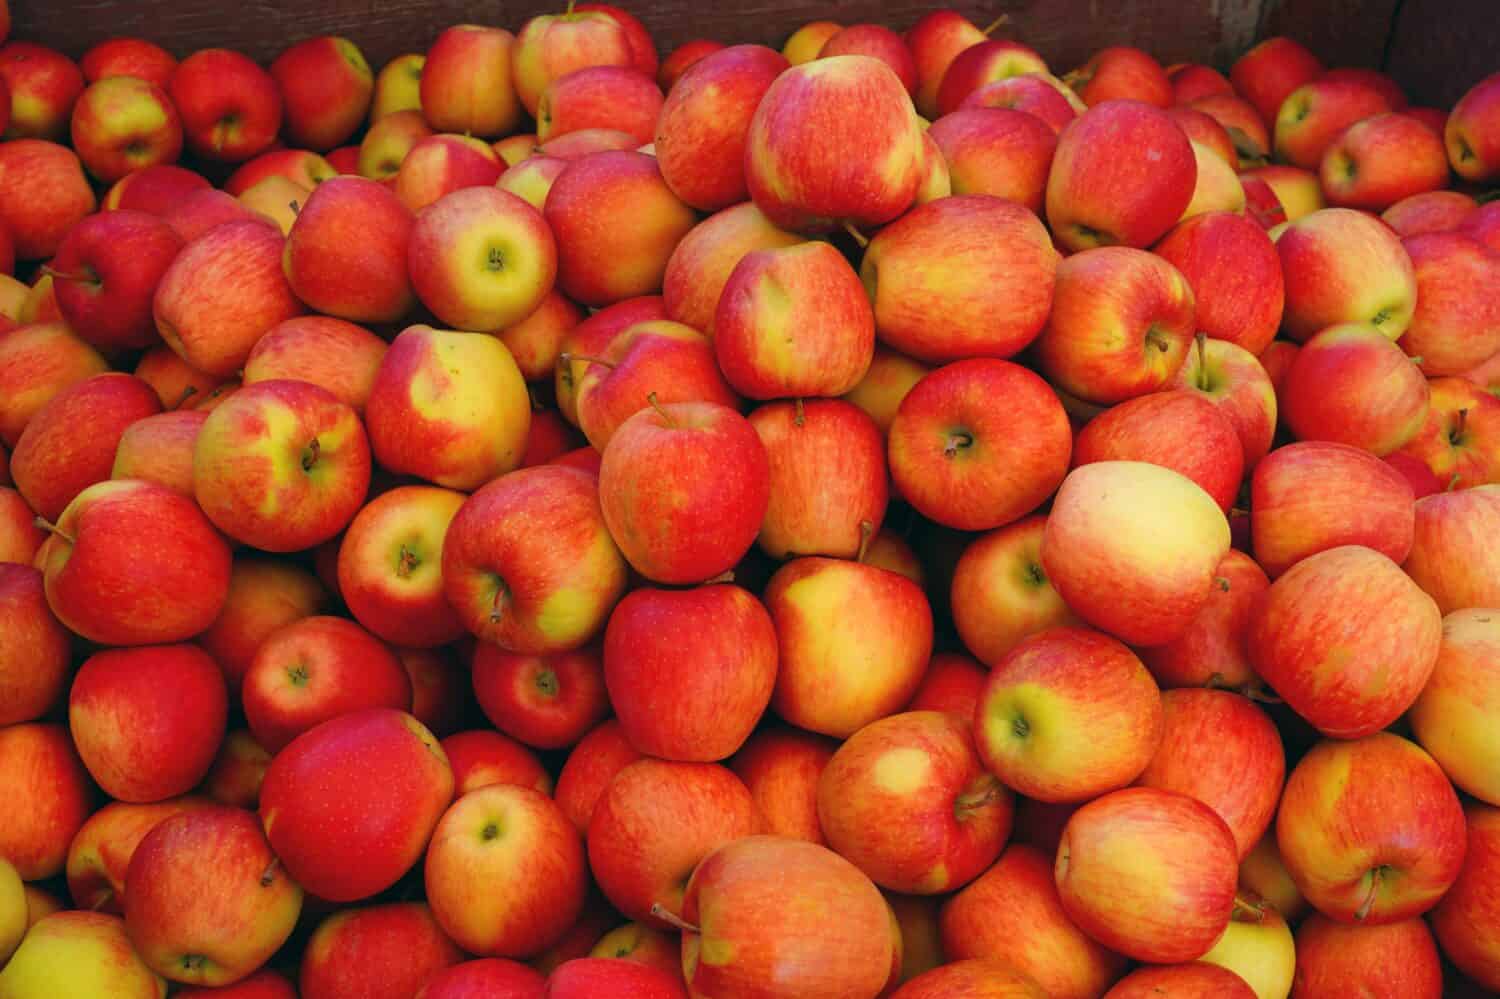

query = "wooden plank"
[[1382, 0, 1500, 108], [1259, 0, 1399, 70]]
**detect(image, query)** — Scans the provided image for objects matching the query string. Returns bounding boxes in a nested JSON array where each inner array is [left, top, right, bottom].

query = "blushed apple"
[[1230, 35, 1323, 126], [728, 725, 836, 845], [905, 9, 988, 117], [298, 903, 464, 999], [202, 730, 272, 808], [511, 7, 633, 117], [1321, 112, 1448, 211], [1067, 45, 1171, 106], [1282, 322, 1430, 454], [0, 140, 96, 261], [1293, 914, 1443, 998], [1277, 207, 1416, 342], [935, 39, 1049, 115], [442, 729, 551, 796], [1139, 548, 1269, 692], [959, 72, 1082, 134], [48, 210, 183, 353], [661, 201, 801, 336], [283, 176, 415, 325], [169, 48, 281, 162], [357, 108, 433, 181], [1395, 377, 1500, 488], [1409, 610, 1500, 805], [69, 76, 182, 183], [243, 317, 388, 413], [554, 719, 642, 834], [496, 290, 582, 382], [0, 321, 107, 446], [1430, 803, 1500, 990], [538, 65, 661, 145], [1103, 964, 1254, 999], [1404, 486, 1500, 613], [1445, 71, 1500, 182], [1382, 189, 1478, 236], [80, 36, 177, 88], [0, 41, 83, 140], [1400, 231, 1500, 377], [1272, 76, 1394, 169], [416, 959, 545, 999], [1155, 212, 1283, 356], [199, 557, 328, 695], [0, 565, 69, 726], [0, 911, 165, 998]]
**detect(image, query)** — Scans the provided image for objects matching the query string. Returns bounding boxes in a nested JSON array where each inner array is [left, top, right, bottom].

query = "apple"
[[1405, 486, 1500, 613], [960, 72, 1082, 134], [589, 923, 682, 979], [495, 153, 567, 211], [889, 959, 1047, 998], [0, 41, 83, 140], [1277, 207, 1417, 342], [728, 725, 836, 845], [1273, 76, 1394, 169], [588, 758, 763, 924], [372, 52, 424, 120], [416, 959, 546, 999], [223, 150, 337, 196], [357, 108, 433, 181], [242, 317, 387, 414], [80, 37, 177, 88], [547, 959, 686, 999], [1239, 173, 1289, 228], [576, 3, 658, 78], [1057, 787, 1238, 962], [1251, 441, 1416, 577], [818, 710, 1012, 894], [1170, 61, 1233, 102], [1241, 164, 1324, 220], [495, 290, 582, 382], [782, 21, 841, 65], [199, 557, 328, 695], [904, 9, 987, 117], [397, 647, 465, 739], [1409, 610, 1500, 804], [949, 515, 1077, 668], [159, 189, 265, 245], [1066, 45, 1169, 106], [419, 25, 521, 138], [1400, 231, 1500, 377], [522, 409, 587, 468], [178, 970, 295, 998], [203, 730, 272, 808], [472, 643, 610, 750], [0, 564, 68, 725], [537, 126, 640, 158], [0, 857, 20, 963], [1230, 36, 1323, 126], [1294, 914, 1443, 998], [1044, 101, 1195, 252], [1387, 451, 1446, 499], [424, 784, 586, 958], [1042, 461, 1230, 646], [242, 615, 411, 753], [282, 176, 415, 325], [555, 719, 643, 834], [1446, 70, 1500, 182], [0, 140, 96, 260], [674, 836, 892, 999], [0, 321, 107, 446], [545, 151, 696, 307], [48, 209, 183, 352], [393, 133, 503, 212], [1396, 377, 1500, 488], [0, 484, 40, 559], [839, 347, 930, 438], [1192, 94, 1275, 169], [265, 36, 370, 151], [68, 800, 214, 914], [0, 912, 165, 998], [1320, 112, 1448, 211], [1384, 189, 1480, 237], [530, 888, 619, 975], [1431, 803, 1500, 990], [194, 379, 371, 552], [1154, 212, 1283, 356], [1281, 323, 1430, 454], [744, 55, 922, 232], [604, 583, 776, 761], [1103, 965, 1254, 999], [975, 625, 1162, 802], [511, 6, 633, 117], [444, 464, 626, 651], [538, 65, 661, 145], [714, 240, 873, 397], [935, 39, 1049, 115], [1139, 548, 1269, 692], [889, 359, 1071, 530], [299, 903, 464, 999], [236, 176, 310, 237], [661, 202, 801, 336], [1168, 105, 1238, 167], [169, 48, 281, 162], [68, 76, 182, 183], [0, 723, 92, 881], [820, 23, 915, 94], [1171, 335, 1279, 471], [442, 729, 551, 796]]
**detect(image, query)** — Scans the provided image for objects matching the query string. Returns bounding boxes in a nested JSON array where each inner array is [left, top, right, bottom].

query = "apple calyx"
[[650, 903, 700, 934], [842, 221, 869, 249], [301, 437, 322, 472], [646, 391, 677, 427], [33, 516, 76, 546], [1450, 408, 1470, 446], [1144, 325, 1173, 354], [943, 431, 975, 458], [534, 667, 560, 698], [856, 519, 875, 563], [396, 544, 421, 578], [1355, 865, 1388, 921], [89, 889, 114, 912]]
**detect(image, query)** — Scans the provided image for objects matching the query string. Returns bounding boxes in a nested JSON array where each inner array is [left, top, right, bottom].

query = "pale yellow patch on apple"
[[873, 747, 933, 795], [744, 273, 799, 379], [699, 935, 735, 967], [915, 863, 950, 894], [0, 857, 25, 963]]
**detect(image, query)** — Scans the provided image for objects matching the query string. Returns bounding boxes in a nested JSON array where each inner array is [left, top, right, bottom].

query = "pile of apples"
[[2, 0, 1500, 994]]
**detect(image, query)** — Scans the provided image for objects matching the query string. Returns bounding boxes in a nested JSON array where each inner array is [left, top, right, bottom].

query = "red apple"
[[555, 719, 643, 834], [1104, 965, 1254, 999], [548, 958, 686, 999], [1400, 231, 1500, 377], [950, 515, 1078, 668], [1446, 70, 1500, 182], [1139, 548, 1269, 692], [497, 289, 584, 382], [0, 140, 96, 260], [1395, 377, 1500, 488], [442, 729, 551, 796], [1230, 36, 1323, 127], [65, 797, 215, 914], [199, 557, 328, 695], [1281, 322, 1430, 454], [102, 164, 210, 216], [728, 725, 836, 845], [80, 37, 177, 89], [889, 959, 1047, 998], [1383, 189, 1480, 237], [1321, 112, 1448, 211], [539, 66, 661, 145], [69, 76, 182, 183], [1277, 207, 1417, 342], [1293, 914, 1443, 998], [0, 564, 69, 726], [1410, 610, 1500, 805], [243, 317, 387, 414], [271, 36, 373, 151], [299, 903, 464, 999], [0, 723, 92, 880], [1171, 335, 1279, 470], [0, 42, 83, 140], [1273, 76, 1394, 169], [160, 189, 265, 244], [575, 3, 657, 78], [416, 958, 546, 999], [959, 72, 1082, 134], [203, 730, 272, 809], [511, 7, 633, 117], [659, 38, 725, 88], [661, 202, 801, 336], [223, 149, 336, 196], [472, 643, 609, 750], [1405, 486, 1500, 613], [935, 39, 1049, 116], [0, 321, 108, 446], [1153, 212, 1283, 356], [357, 108, 433, 181], [1431, 803, 1500, 990], [421, 25, 522, 138], [47, 209, 182, 352], [169, 49, 282, 162], [283, 176, 415, 325]]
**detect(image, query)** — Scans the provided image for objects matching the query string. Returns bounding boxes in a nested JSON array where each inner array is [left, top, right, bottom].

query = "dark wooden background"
[[11, 0, 1499, 107]]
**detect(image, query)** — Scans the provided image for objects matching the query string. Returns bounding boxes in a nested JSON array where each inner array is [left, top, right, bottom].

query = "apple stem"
[[704, 570, 736, 584], [301, 438, 321, 472], [259, 856, 281, 887], [954, 781, 1006, 814], [559, 352, 617, 370], [981, 13, 1011, 35], [646, 392, 677, 427], [171, 385, 199, 410], [1216, 576, 1231, 592], [397, 545, 420, 578], [288, 199, 301, 217], [1408, 355, 1424, 366], [856, 520, 875, 564], [565, 0, 577, 14], [1195, 332, 1210, 391], [39, 265, 91, 285], [842, 222, 869, 249], [1449, 472, 1464, 492], [650, 904, 700, 934], [1239, 685, 1283, 705], [794, 397, 806, 427], [1355, 867, 1383, 921], [943, 431, 974, 458], [1452, 408, 1469, 444], [33, 516, 75, 545], [90, 890, 113, 912], [1232, 892, 1267, 923], [490, 579, 510, 624]]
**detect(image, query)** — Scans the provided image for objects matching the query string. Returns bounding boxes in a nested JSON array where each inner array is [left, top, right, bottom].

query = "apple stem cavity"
[[558, 352, 616, 370], [171, 385, 199, 410], [650, 903, 700, 934], [646, 392, 677, 427], [397, 544, 420, 578], [1231, 893, 1268, 923], [301, 438, 321, 472], [842, 221, 869, 249], [954, 778, 1006, 816], [33, 516, 75, 546], [1451, 408, 1470, 445], [1356, 867, 1386, 921], [259, 856, 281, 887], [856, 520, 875, 564], [943, 431, 974, 458], [90, 890, 113, 912], [490, 577, 511, 624], [40, 265, 95, 286]]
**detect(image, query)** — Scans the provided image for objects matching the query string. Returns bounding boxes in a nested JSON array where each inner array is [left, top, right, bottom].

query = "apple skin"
[[168, 49, 282, 163], [604, 584, 776, 762], [0, 911, 167, 999], [81, 36, 177, 88], [1251, 441, 1416, 578], [154, 219, 305, 377], [0, 41, 82, 140], [1396, 377, 1500, 488], [1400, 231, 1500, 377], [744, 55, 922, 233], [1154, 212, 1283, 356], [889, 359, 1071, 531], [925, 108, 1055, 212], [199, 557, 328, 695], [425, 784, 586, 958], [243, 317, 388, 414], [1034, 247, 1196, 405], [49, 210, 183, 353], [0, 723, 92, 881], [1103, 964, 1254, 999], [1, 859, 26, 959], [357, 109, 433, 181], [203, 730, 272, 809], [1276, 207, 1417, 342], [765, 554, 933, 739], [589, 923, 683, 981], [1172, 335, 1279, 470], [1383, 189, 1478, 237], [531, 888, 620, 975], [101, 165, 209, 217], [1462, 201, 1500, 260], [539, 65, 661, 145], [497, 290, 583, 383], [1278, 732, 1466, 924], [194, 379, 370, 552], [111, 409, 207, 496], [573, 3, 656, 78], [1170, 62, 1233, 102], [298, 903, 464, 999], [238, 178, 309, 238], [0, 140, 96, 261], [903, 12, 985, 118], [1069, 45, 1170, 106], [398, 648, 465, 739], [242, 615, 412, 754], [269, 36, 372, 151], [556, 298, 667, 426], [522, 410, 587, 468], [122, 806, 302, 988], [951, 515, 1078, 668], [68, 76, 182, 184], [1135, 689, 1284, 859], [283, 176, 416, 325], [1386, 451, 1446, 499], [940, 843, 1125, 999], [749, 399, 887, 561], [545, 151, 697, 307], [337, 485, 467, 648], [1056, 787, 1238, 963], [420, 24, 521, 138], [38, 479, 231, 647], [715, 241, 874, 398], [0, 321, 108, 446], [1320, 112, 1448, 211], [370, 51, 423, 120], [976, 626, 1162, 803], [820, 23, 915, 93], [863, 194, 1057, 363], [888, 959, 1048, 998], [496, 153, 566, 213], [1293, 914, 1443, 999], [0, 484, 39, 559], [554, 719, 643, 834], [69, 645, 227, 804], [1229, 36, 1322, 126], [599, 401, 769, 584], [818, 710, 1013, 895], [960, 72, 1082, 134], [1431, 804, 1500, 991], [678, 836, 892, 999], [934, 39, 1050, 116], [12, 371, 161, 522], [1242, 164, 1322, 222], [416, 958, 546, 999], [68, 799, 215, 913], [1139, 548, 1269, 692], [159, 189, 265, 245], [0, 564, 68, 725], [1273, 75, 1395, 169], [511, 7, 633, 117], [547, 959, 687, 999], [472, 642, 609, 750], [659, 37, 726, 88], [177, 969, 295, 998], [444, 464, 626, 652], [537, 127, 640, 159], [1446, 71, 1500, 182], [1044, 100, 1196, 252], [1042, 461, 1231, 647], [1410, 610, 1500, 805], [588, 758, 764, 925], [1405, 486, 1500, 613], [224, 149, 337, 196], [728, 725, 836, 845], [1281, 323, 1430, 455], [1250, 545, 1439, 738], [662, 202, 801, 336], [397, 132, 508, 209], [260, 708, 454, 903], [442, 729, 551, 796]]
